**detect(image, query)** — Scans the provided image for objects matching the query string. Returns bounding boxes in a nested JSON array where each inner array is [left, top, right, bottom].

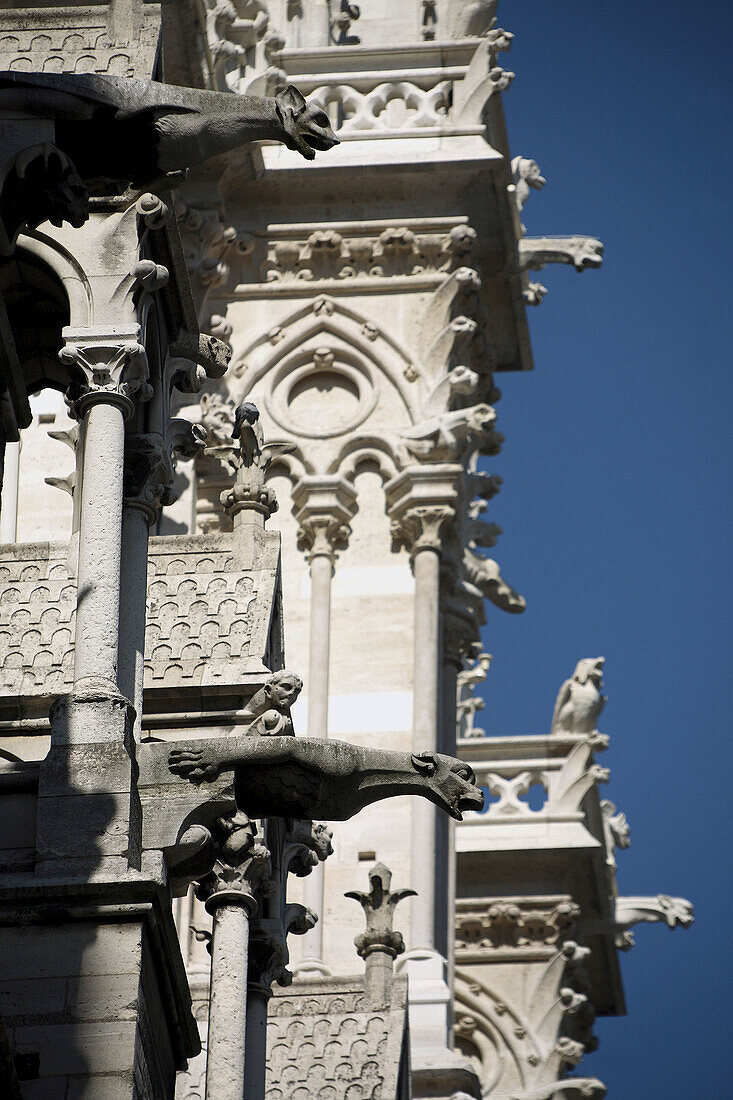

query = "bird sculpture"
[[231, 400, 260, 439], [550, 657, 607, 734]]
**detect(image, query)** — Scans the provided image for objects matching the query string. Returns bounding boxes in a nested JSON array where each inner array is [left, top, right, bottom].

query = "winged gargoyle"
[[0, 73, 338, 249], [169, 736, 484, 822]]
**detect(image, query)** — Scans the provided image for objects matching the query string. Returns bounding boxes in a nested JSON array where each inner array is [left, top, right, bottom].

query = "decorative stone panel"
[[0, 532, 281, 716], [266, 977, 409, 1100]]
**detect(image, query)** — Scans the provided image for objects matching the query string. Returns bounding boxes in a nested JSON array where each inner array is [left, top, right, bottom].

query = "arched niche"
[[0, 247, 72, 396]]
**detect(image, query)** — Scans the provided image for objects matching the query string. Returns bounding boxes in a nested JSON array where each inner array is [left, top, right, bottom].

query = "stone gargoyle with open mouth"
[[168, 737, 484, 822]]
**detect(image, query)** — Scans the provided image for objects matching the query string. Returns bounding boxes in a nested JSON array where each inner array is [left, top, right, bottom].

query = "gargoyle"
[[242, 669, 303, 736], [551, 657, 607, 734], [0, 73, 338, 247], [168, 737, 484, 822], [399, 404, 498, 464], [462, 547, 526, 614]]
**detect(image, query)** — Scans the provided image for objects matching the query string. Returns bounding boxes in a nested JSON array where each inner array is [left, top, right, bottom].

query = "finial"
[[345, 863, 416, 1005]]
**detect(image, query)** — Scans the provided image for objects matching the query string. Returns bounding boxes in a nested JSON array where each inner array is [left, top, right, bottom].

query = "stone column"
[[345, 862, 415, 1007], [292, 475, 357, 972], [59, 328, 149, 691], [194, 812, 272, 1100], [0, 438, 19, 542], [119, 425, 205, 738], [386, 466, 480, 1097]]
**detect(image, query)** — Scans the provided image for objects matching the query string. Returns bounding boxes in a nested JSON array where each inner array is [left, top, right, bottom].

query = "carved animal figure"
[[168, 737, 484, 821], [462, 547, 526, 613], [0, 73, 338, 188], [231, 400, 260, 438], [551, 657, 607, 734], [242, 669, 303, 736], [399, 403, 496, 464]]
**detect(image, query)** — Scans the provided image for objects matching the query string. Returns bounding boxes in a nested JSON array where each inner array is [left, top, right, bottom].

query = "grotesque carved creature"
[[511, 155, 546, 232], [551, 658, 607, 734], [0, 73, 338, 246], [242, 669, 303, 736], [462, 547, 526, 613], [399, 403, 498, 464], [168, 736, 484, 822]]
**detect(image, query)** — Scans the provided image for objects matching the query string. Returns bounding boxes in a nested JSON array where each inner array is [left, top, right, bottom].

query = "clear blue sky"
[[479, 2, 731, 1095]]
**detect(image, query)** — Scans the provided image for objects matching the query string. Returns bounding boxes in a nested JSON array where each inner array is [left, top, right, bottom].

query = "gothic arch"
[[229, 296, 422, 426], [15, 229, 91, 328]]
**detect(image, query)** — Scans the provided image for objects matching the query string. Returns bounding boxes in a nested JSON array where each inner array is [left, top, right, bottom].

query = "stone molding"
[[455, 896, 580, 958], [59, 325, 151, 419], [292, 475, 358, 563], [385, 464, 461, 561]]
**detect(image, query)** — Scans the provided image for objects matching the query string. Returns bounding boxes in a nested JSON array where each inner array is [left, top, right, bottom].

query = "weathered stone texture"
[[266, 977, 409, 1100]]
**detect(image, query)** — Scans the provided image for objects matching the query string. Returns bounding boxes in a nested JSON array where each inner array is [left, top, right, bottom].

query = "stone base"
[[0, 876, 199, 1100], [398, 951, 481, 1099]]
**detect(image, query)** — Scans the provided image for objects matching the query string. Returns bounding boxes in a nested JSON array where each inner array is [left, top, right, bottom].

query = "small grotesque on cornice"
[[613, 895, 694, 950], [551, 658, 607, 735], [398, 404, 500, 466], [169, 736, 484, 821], [242, 670, 303, 737]]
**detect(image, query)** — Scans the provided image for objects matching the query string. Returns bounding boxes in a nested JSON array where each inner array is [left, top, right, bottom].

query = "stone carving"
[[346, 862, 415, 962], [123, 422, 207, 522], [200, 392, 236, 447], [145, 546, 261, 685], [600, 799, 630, 878], [193, 809, 272, 907], [455, 898, 580, 952], [259, 221, 471, 283], [614, 895, 694, 950], [447, 0, 497, 39], [168, 737, 484, 821], [266, 979, 408, 1099], [551, 658, 607, 735], [390, 504, 456, 558], [511, 156, 546, 230], [175, 200, 253, 337], [330, 0, 362, 46], [398, 404, 499, 465], [457, 652, 491, 739], [0, 73, 338, 243], [307, 80, 451, 136], [206, 399, 295, 521], [0, 5, 160, 80], [242, 669, 303, 736], [462, 548, 526, 614], [519, 236, 604, 273], [60, 335, 151, 414], [515, 1081, 607, 1100]]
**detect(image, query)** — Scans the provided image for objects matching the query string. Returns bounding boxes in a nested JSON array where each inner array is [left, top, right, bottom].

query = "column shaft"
[[244, 987, 269, 1100], [74, 399, 126, 685], [300, 550, 333, 966], [410, 545, 441, 950], [205, 901, 252, 1100], [118, 504, 150, 739], [0, 439, 20, 542]]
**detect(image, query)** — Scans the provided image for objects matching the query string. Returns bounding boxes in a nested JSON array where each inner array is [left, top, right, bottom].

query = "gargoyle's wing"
[[550, 678, 572, 733], [0, 72, 198, 121]]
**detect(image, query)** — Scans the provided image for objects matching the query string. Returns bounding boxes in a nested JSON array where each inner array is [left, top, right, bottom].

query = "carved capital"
[[292, 476, 358, 564], [391, 504, 455, 559], [195, 811, 272, 915], [60, 326, 151, 419], [386, 465, 460, 563]]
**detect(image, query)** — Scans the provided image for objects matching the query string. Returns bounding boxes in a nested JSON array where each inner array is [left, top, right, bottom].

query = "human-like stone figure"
[[551, 657, 607, 734], [169, 738, 484, 822], [242, 669, 303, 736]]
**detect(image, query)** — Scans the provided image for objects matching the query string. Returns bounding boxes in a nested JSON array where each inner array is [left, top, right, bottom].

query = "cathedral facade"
[[0, 3, 692, 1098]]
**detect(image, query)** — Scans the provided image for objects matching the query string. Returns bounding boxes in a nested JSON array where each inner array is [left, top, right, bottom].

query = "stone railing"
[[456, 732, 609, 851]]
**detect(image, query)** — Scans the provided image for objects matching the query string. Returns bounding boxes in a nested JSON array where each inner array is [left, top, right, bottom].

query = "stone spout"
[[168, 736, 484, 822]]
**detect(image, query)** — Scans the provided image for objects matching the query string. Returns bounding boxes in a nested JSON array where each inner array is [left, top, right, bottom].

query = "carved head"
[[410, 752, 484, 820], [275, 86, 340, 161], [266, 669, 303, 710], [572, 657, 605, 687]]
